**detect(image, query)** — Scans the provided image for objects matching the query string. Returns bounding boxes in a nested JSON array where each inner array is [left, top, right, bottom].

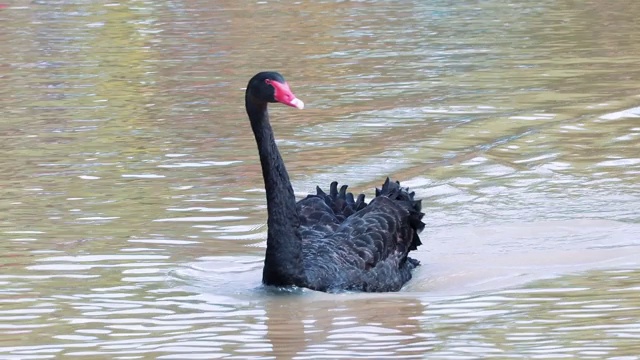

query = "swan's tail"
[[375, 178, 425, 251], [313, 181, 367, 222]]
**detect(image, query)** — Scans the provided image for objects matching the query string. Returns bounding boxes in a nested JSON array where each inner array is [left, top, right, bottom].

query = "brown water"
[[1, 0, 640, 358]]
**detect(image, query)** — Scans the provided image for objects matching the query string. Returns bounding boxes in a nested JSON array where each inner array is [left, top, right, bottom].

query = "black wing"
[[296, 181, 367, 239], [336, 178, 424, 270], [298, 179, 425, 292]]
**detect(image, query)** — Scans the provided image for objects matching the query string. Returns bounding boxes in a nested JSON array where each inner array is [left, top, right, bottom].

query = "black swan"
[[245, 71, 425, 292]]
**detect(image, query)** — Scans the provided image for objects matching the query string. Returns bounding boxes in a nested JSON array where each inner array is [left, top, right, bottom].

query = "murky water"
[[1, 0, 640, 358]]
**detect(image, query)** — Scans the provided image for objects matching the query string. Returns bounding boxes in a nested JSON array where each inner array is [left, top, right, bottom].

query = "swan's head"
[[246, 72, 304, 110]]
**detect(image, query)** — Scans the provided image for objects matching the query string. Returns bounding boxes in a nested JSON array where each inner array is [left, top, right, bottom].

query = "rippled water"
[[1, 0, 640, 358]]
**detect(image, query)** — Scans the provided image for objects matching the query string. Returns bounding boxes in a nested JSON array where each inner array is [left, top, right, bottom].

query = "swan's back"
[[295, 179, 424, 292]]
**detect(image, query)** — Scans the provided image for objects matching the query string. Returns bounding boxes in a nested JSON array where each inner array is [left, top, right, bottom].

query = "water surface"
[[1, 0, 640, 358]]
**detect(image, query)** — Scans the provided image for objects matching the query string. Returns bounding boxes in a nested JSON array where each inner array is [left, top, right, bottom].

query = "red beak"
[[267, 80, 304, 109]]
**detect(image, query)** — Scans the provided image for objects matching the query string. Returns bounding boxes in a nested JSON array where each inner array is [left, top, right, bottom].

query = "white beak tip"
[[291, 98, 305, 110]]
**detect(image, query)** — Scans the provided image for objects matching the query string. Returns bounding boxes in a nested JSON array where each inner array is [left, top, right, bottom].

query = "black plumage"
[[245, 71, 425, 292]]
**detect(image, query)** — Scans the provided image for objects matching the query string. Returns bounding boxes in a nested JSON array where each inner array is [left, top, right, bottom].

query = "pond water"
[[1, 0, 640, 358]]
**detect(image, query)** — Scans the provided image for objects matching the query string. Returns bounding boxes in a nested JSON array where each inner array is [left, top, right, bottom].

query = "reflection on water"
[[2, 270, 640, 358], [1, 0, 640, 358]]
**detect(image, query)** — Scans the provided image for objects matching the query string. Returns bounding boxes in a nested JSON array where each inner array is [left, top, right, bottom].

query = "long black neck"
[[246, 95, 303, 287]]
